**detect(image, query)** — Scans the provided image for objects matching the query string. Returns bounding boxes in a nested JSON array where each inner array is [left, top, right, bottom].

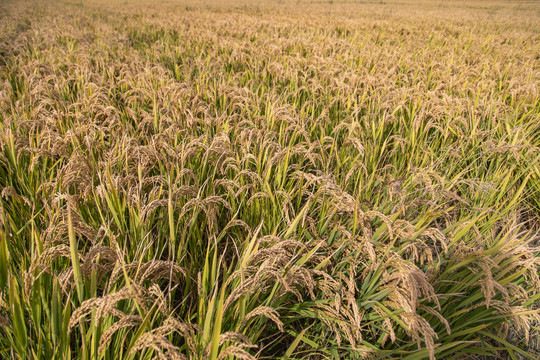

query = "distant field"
[[0, 0, 539, 359]]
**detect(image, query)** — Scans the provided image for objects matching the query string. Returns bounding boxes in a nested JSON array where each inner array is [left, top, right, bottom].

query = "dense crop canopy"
[[0, 0, 539, 359]]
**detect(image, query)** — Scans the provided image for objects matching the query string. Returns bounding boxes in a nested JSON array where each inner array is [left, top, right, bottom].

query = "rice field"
[[0, 0, 539, 358]]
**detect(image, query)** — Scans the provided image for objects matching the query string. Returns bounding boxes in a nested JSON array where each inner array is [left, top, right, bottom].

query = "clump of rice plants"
[[0, 0, 539, 359]]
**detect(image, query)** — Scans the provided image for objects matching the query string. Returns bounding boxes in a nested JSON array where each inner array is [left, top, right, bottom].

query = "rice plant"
[[0, 0, 539, 359]]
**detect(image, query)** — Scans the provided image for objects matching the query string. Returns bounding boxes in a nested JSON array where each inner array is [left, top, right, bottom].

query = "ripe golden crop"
[[0, 0, 539, 359]]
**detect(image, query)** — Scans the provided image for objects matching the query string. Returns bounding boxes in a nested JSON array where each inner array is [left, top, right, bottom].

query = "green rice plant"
[[0, 0, 539, 359]]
